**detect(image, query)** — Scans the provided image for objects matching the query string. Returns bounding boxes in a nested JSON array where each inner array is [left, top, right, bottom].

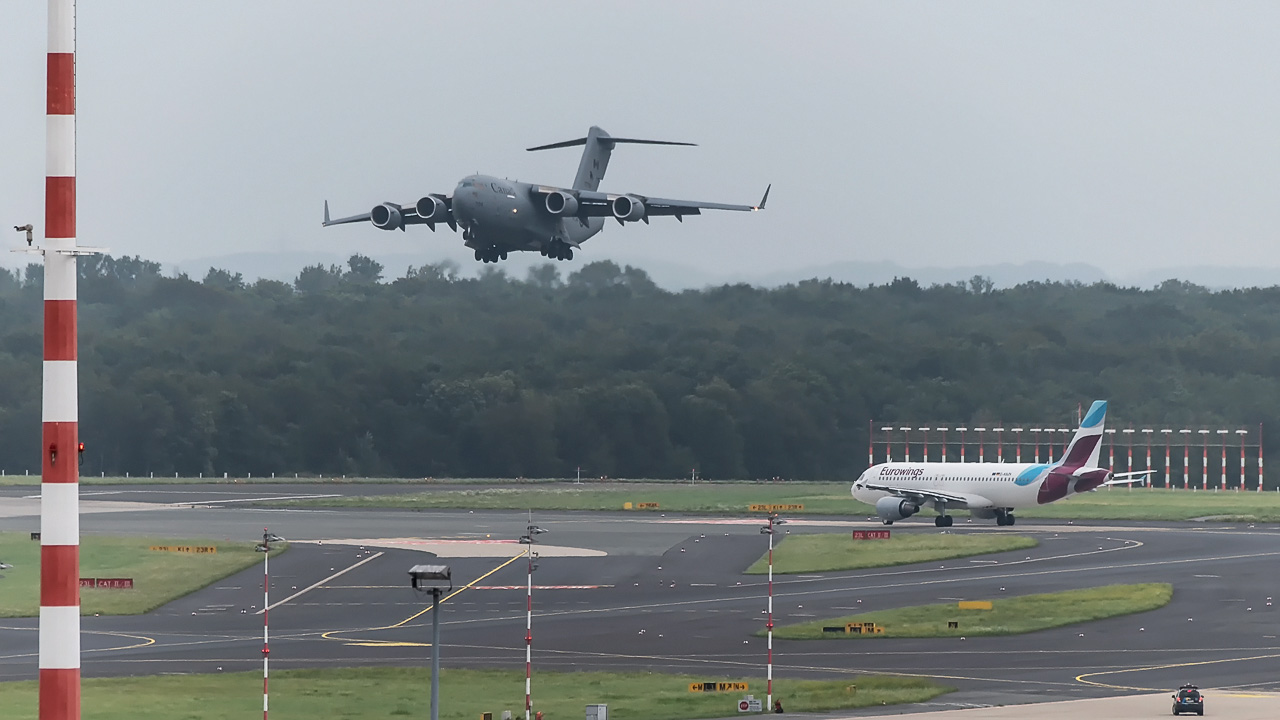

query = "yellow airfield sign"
[[749, 504, 803, 512], [689, 682, 748, 692]]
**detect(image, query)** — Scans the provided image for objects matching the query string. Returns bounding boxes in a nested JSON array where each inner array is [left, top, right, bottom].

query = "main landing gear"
[[541, 239, 574, 261], [934, 515, 954, 528], [995, 509, 1016, 526], [474, 245, 507, 263]]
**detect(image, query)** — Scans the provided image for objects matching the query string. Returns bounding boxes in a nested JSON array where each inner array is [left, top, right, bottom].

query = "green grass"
[[774, 583, 1173, 639], [275, 483, 1280, 521], [0, 667, 950, 720], [0, 475, 437, 486], [274, 482, 862, 514], [0, 532, 281, 617], [1018, 487, 1280, 521], [7, 475, 1277, 521], [744, 533, 1038, 573]]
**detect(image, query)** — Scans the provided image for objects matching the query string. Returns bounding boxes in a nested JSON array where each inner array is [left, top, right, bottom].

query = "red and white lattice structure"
[[869, 419, 1266, 490]]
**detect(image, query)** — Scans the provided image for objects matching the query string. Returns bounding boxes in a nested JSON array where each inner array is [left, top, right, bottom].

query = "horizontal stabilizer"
[[1103, 470, 1155, 486], [528, 137, 696, 151]]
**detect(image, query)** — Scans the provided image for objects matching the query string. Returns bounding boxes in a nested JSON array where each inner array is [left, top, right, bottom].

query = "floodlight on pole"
[[256, 529, 285, 720], [409, 564, 452, 720], [519, 523, 547, 720], [760, 513, 787, 714]]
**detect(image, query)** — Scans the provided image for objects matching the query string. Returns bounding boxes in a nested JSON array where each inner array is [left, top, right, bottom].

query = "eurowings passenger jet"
[[853, 401, 1148, 527]]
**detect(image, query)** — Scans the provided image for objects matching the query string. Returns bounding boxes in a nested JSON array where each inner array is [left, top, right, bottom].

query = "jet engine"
[[875, 496, 919, 524], [370, 202, 403, 230], [611, 194, 646, 222], [544, 191, 579, 216], [415, 196, 449, 223]]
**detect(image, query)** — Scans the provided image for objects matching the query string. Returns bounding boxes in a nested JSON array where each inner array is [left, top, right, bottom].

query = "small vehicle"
[[1172, 683, 1203, 715]]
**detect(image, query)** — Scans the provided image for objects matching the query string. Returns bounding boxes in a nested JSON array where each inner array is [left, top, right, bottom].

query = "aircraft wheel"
[[474, 250, 482, 262], [566, 248, 574, 260], [1007, 515, 1016, 526], [500, 251, 508, 261], [935, 515, 949, 528], [882, 520, 893, 526]]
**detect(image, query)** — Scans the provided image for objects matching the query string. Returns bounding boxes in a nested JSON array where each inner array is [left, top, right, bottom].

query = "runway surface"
[[2, 483, 1280, 716]]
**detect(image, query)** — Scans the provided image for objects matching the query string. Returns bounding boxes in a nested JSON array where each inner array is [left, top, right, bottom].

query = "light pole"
[[409, 564, 452, 720], [760, 513, 787, 714], [255, 530, 285, 720], [520, 523, 547, 720]]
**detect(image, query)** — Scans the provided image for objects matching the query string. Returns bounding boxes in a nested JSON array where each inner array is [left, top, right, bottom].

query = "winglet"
[[323, 200, 331, 226], [754, 184, 771, 211]]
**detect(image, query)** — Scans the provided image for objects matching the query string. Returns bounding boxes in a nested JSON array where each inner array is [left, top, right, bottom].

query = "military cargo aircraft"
[[323, 126, 768, 263]]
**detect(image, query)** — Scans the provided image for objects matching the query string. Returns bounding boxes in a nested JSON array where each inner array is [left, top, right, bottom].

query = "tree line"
[[0, 255, 1276, 480]]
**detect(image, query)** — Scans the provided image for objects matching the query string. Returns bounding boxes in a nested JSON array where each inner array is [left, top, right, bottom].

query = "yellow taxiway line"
[[323, 551, 526, 647]]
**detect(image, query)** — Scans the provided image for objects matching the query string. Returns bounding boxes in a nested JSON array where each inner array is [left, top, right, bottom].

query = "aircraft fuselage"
[[451, 174, 604, 256]]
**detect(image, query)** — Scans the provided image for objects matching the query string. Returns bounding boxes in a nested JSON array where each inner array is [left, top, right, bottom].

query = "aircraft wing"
[[322, 198, 456, 231], [860, 482, 995, 510], [322, 202, 372, 226], [533, 185, 769, 220]]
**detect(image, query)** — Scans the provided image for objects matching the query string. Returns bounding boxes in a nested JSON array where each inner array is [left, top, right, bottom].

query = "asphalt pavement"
[[2, 484, 1279, 717]]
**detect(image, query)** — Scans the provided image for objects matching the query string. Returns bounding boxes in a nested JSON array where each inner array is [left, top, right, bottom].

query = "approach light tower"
[[37, 3, 88, 720]]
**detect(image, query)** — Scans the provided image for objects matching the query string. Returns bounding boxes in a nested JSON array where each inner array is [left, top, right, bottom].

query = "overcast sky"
[[3, 1, 1280, 281]]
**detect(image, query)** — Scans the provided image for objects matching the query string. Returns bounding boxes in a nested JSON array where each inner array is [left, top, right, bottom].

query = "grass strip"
[[744, 533, 1037, 573], [0, 532, 281, 617], [274, 483, 1280, 521], [272, 482, 862, 514], [0, 667, 950, 720], [774, 582, 1173, 639]]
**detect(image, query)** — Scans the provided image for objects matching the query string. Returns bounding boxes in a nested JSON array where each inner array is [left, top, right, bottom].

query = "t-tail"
[[1055, 400, 1107, 471], [527, 126, 696, 192]]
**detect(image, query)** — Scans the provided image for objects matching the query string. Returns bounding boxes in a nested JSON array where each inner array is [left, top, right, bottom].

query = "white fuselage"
[[853, 462, 1054, 511]]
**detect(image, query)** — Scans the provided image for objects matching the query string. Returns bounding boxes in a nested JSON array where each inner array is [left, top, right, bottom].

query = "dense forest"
[[0, 255, 1277, 480]]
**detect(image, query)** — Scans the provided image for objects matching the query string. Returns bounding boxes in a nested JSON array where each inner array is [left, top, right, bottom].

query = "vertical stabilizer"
[[526, 127, 696, 192], [574, 126, 613, 191], [1057, 400, 1107, 470]]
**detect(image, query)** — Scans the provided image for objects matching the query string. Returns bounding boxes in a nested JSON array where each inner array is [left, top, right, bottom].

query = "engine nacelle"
[[611, 194, 646, 222], [370, 202, 403, 230], [415, 196, 449, 223], [544, 191, 579, 216], [875, 496, 919, 523]]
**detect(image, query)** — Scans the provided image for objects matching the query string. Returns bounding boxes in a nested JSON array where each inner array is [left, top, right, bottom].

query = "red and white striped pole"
[[40, 2, 80, 719], [1144, 430, 1152, 489], [525, 547, 533, 720], [1162, 430, 1171, 490], [263, 531, 271, 720], [1239, 430, 1247, 492], [1259, 424, 1265, 492], [867, 420, 873, 468], [1177, 430, 1187, 486], [1219, 431, 1228, 491], [1201, 431, 1209, 491]]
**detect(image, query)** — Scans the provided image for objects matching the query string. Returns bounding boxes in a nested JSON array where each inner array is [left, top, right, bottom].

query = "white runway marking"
[[174, 494, 342, 506], [259, 551, 384, 613]]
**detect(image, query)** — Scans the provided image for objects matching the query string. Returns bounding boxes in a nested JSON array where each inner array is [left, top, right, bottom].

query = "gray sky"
[[3, 1, 1280, 281]]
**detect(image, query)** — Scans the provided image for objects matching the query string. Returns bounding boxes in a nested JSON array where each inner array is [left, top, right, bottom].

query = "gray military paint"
[[323, 126, 767, 264]]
